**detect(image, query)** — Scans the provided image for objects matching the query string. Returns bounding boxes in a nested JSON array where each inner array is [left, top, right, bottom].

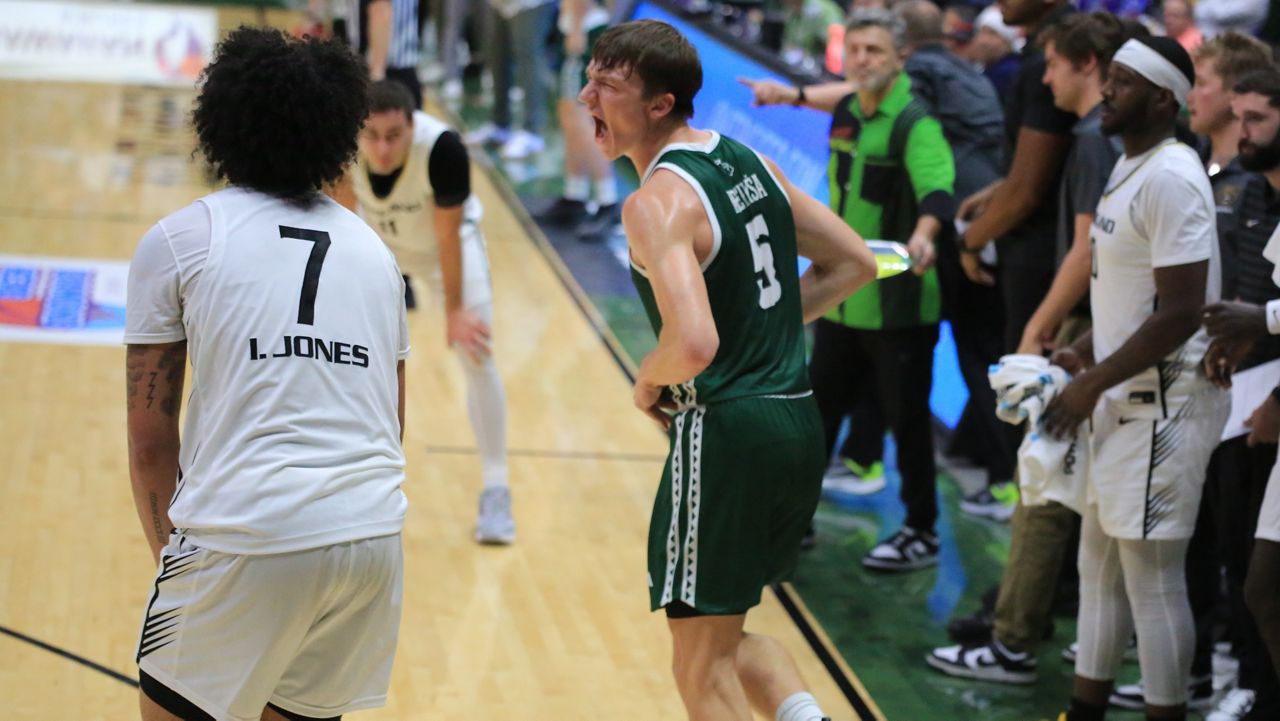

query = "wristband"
[[1267, 299, 1280, 335], [793, 85, 807, 106]]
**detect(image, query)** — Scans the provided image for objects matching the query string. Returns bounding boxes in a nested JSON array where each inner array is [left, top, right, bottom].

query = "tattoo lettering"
[[148, 492, 166, 545]]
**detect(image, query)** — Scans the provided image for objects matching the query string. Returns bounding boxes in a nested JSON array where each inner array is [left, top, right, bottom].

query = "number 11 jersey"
[[629, 132, 809, 407], [125, 187, 410, 555]]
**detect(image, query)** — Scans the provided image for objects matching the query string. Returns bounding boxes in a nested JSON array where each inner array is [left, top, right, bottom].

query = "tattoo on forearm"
[[146, 372, 158, 409], [148, 492, 166, 545]]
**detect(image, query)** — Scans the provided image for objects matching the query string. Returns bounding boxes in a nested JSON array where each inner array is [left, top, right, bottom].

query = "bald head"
[[896, 0, 945, 47]]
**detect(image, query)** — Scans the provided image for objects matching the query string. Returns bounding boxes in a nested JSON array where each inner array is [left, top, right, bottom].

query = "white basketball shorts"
[[1088, 396, 1229, 540], [136, 533, 403, 721]]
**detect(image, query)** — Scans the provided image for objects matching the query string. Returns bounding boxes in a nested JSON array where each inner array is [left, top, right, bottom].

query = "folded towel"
[[988, 354, 1087, 513]]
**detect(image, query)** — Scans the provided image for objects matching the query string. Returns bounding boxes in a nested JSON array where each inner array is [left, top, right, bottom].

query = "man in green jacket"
[[809, 7, 957, 572]]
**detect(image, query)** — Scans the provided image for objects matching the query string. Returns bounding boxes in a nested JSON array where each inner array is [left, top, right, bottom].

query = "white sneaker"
[[1206, 688, 1255, 721], [499, 130, 545, 160], [1108, 674, 1213, 711], [465, 122, 510, 146], [475, 487, 515, 545]]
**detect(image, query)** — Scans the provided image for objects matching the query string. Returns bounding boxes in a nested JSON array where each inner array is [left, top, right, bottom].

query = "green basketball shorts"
[[647, 393, 825, 615]]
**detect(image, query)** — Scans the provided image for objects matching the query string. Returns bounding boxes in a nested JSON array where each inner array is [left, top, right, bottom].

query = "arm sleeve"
[[1138, 168, 1216, 269], [124, 223, 186, 344], [427, 130, 471, 208], [1266, 299, 1280, 335], [904, 117, 956, 223]]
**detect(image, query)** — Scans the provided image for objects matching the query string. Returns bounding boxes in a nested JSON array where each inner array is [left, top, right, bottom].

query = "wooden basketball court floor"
[[0, 7, 881, 720]]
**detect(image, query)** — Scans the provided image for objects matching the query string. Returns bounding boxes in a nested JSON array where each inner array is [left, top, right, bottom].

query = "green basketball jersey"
[[630, 132, 810, 406]]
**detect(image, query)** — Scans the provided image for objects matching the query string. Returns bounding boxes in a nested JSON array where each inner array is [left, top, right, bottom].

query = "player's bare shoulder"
[[623, 169, 713, 260]]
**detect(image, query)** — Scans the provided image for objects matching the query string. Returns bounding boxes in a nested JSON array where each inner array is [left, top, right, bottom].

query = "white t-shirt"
[[125, 187, 410, 555], [353, 110, 483, 280], [1090, 139, 1220, 418]]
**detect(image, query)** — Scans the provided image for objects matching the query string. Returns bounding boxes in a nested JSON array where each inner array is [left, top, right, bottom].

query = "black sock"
[[1067, 696, 1106, 721]]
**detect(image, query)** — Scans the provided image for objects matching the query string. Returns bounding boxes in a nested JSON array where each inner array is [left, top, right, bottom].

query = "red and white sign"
[[0, 0, 216, 87]]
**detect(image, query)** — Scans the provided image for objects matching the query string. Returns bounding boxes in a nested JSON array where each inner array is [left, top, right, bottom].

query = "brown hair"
[[590, 19, 702, 121], [1194, 31, 1274, 89], [1042, 11, 1129, 73], [1234, 67, 1280, 109], [368, 79, 415, 120]]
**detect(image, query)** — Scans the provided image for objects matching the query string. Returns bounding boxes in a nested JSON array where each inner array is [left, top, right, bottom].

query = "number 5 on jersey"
[[746, 215, 781, 309]]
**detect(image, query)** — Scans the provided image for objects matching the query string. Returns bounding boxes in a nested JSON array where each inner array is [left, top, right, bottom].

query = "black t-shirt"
[[996, 5, 1078, 268], [367, 129, 470, 207], [1223, 175, 1280, 370]]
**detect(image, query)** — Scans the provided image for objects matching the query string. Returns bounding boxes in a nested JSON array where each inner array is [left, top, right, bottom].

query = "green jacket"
[[825, 73, 955, 330]]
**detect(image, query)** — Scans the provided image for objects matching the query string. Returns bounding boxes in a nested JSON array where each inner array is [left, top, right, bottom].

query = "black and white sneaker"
[[862, 527, 939, 571], [1205, 688, 1255, 721], [926, 639, 1038, 684], [1109, 674, 1213, 711]]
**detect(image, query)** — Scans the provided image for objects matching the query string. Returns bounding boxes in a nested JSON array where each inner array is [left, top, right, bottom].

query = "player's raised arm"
[[762, 156, 875, 323], [625, 173, 719, 390]]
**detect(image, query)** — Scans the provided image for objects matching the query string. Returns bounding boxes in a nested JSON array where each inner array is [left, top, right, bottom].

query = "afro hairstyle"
[[193, 26, 369, 201]]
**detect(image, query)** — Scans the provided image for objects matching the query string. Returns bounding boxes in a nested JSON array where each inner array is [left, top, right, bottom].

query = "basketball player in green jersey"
[[581, 20, 876, 721]]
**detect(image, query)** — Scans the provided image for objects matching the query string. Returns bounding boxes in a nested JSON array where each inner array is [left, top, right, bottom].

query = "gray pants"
[[487, 2, 556, 133]]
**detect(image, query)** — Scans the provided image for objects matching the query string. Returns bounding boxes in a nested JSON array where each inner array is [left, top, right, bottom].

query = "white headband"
[[1112, 39, 1191, 106]]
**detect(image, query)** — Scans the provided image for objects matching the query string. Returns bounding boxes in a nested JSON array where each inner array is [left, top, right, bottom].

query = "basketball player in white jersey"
[[125, 29, 408, 721], [346, 80, 513, 544], [1040, 36, 1229, 721]]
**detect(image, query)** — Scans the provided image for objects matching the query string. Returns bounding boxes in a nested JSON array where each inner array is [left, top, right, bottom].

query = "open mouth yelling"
[[593, 114, 607, 142]]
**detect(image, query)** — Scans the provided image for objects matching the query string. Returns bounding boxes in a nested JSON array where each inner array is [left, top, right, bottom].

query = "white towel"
[[988, 355, 1088, 513]]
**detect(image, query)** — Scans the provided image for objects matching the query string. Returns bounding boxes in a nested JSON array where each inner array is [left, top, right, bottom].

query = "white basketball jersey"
[[353, 110, 483, 279], [1090, 140, 1220, 418], [166, 188, 408, 554]]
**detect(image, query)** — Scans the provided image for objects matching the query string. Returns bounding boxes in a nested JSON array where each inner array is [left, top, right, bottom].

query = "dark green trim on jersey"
[[825, 72, 955, 330]]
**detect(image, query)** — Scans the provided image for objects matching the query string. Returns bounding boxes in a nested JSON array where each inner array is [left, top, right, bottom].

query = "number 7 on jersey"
[[278, 226, 332, 325]]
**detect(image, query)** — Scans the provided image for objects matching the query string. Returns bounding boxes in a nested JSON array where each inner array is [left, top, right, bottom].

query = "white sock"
[[564, 174, 590, 202], [593, 176, 618, 206], [776, 691, 825, 721], [454, 342, 508, 490]]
